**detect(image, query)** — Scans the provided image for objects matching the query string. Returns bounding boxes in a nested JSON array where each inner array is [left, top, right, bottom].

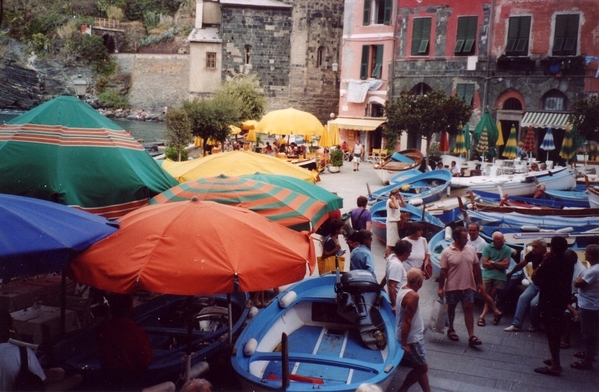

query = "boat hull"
[[369, 169, 452, 205], [370, 200, 444, 244], [53, 293, 249, 389], [374, 149, 424, 184], [231, 275, 402, 392]]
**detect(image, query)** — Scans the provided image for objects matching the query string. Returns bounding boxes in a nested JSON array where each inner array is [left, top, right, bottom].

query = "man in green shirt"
[[477, 231, 511, 327]]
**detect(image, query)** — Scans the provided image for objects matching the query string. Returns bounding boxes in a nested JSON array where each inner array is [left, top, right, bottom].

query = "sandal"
[[492, 312, 503, 325], [574, 351, 595, 361], [447, 329, 459, 341], [468, 335, 482, 346], [560, 342, 570, 349], [477, 318, 486, 327], [570, 359, 593, 370], [534, 366, 561, 376]]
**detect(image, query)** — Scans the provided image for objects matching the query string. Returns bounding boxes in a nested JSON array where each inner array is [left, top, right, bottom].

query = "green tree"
[[569, 95, 599, 142], [385, 90, 472, 167], [219, 74, 266, 121], [182, 95, 242, 154], [164, 108, 192, 161]]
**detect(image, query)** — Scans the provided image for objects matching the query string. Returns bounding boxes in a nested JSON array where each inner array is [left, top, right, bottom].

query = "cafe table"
[[11, 305, 80, 345]]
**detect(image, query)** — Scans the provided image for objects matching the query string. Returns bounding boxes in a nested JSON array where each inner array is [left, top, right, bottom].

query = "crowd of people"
[[317, 191, 599, 390]]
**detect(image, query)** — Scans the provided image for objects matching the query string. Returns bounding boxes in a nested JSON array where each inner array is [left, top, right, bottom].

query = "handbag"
[[427, 298, 448, 334], [420, 238, 433, 279], [13, 346, 45, 391]]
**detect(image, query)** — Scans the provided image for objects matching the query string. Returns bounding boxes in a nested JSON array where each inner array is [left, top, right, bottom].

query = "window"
[[411, 18, 431, 56], [456, 84, 475, 105], [317, 46, 325, 68], [360, 45, 384, 80], [553, 14, 579, 56], [454, 16, 477, 56], [244, 45, 251, 64], [206, 52, 216, 69], [543, 91, 566, 111], [410, 83, 433, 96], [363, 0, 392, 26], [502, 98, 523, 111], [505, 16, 531, 57]]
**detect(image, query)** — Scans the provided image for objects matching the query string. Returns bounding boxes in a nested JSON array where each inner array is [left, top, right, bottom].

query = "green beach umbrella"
[[0, 96, 178, 219], [502, 125, 518, 159], [473, 113, 498, 154], [454, 124, 467, 156], [559, 125, 576, 162]]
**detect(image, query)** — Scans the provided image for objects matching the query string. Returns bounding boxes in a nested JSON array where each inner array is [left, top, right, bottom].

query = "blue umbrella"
[[539, 127, 556, 161], [0, 194, 119, 280]]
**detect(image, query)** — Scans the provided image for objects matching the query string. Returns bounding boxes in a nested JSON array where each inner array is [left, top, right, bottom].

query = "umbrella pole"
[[185, 296, 193, 382], [60, 270, 66, 336], [228, 293, 233, 347]]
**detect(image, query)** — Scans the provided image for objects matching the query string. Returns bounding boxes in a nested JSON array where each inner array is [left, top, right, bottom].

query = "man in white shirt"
[[467, 223, 488, 260], [352, 140, 364, 171], [384, 240, 411, 313]]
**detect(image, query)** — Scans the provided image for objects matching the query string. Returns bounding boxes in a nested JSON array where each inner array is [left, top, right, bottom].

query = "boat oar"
[[457, 196, 470, 225], [282, 332, 289, 390]]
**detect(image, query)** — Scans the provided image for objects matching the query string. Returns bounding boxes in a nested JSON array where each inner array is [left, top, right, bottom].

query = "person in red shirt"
[[97, 294, 152, 389]]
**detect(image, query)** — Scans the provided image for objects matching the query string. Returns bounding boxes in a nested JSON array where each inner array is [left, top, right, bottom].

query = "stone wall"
[[114, 53, 190, 113]]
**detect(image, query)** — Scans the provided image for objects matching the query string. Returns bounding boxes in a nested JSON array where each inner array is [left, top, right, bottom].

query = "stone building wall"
[[220, 6, 293, 109], [114, 54, 190, 113]]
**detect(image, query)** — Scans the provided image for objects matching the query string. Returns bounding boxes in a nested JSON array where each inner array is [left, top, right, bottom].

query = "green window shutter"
[[411, 18, 423, 55], [454, 39, 465, 53], [456, 84, 466, 99], [553, 14, 567, 53], [372, 45, 384, 78], [464, 84, 475, 105], [383, 0, 392, 25], [360, 45, 370, 79], [517, 16, 531, 55], [506, 17, 520, 55], [418, 18, 431, 54], [464, 16, 477, 53], [363, 0, 371, 26]]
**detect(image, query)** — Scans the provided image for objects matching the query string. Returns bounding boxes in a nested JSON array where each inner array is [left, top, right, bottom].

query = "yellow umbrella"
[[241, 120, 258, 131], [229, 125, 241, 135], [255, 108, 323, 136], [194, 136, 202, 147], [247, 128, 257, 142], [162, 151, 317, 183], [329, 122, 341, 146], [319, 125, 332, 148], [496, 122, 505, 146]]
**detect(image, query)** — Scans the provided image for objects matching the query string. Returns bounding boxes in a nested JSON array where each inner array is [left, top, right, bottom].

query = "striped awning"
[[520, 111, 572, 130], [329, 117, 385, 131]]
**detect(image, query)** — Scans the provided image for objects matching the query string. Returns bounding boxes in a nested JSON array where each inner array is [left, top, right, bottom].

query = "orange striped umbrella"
[[523, 126, 536, 159], [150, 175, 328, 232]]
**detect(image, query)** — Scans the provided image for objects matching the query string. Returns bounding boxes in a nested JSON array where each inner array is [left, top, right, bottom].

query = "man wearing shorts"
[[396, 268, 430, 392], [478, 231, 511, 327], [352, 140, 363, 171], [438, 226, 484, 346]]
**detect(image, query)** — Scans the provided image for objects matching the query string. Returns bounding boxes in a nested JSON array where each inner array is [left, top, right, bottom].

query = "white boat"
[[453, 167, 576, 197]]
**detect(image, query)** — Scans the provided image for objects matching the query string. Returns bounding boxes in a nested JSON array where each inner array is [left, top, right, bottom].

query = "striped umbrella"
[[523, 126, 536, 159], [454, 125, 467, 156], [502, 125, 518, 159], [559, 125, 576, 161], [464, 123, 471, 150], [476, 127, 489, 161], [243, 173, 343, 212], [150, 175, 329, 232], [540, 127, 556, 161]]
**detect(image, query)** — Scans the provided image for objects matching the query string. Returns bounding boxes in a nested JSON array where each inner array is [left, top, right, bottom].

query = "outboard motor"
[[335, 270, 387, 350]]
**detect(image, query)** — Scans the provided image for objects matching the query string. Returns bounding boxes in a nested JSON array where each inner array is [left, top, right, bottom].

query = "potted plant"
[[328, 148, 344, 173]]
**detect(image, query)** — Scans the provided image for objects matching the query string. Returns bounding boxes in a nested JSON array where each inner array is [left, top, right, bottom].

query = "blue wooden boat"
[[471, 189, 590, 209], [53, 293, 250, 389], [231, 273, 403, 391], [370, 200, 444, 244], [369, 169, 452, 204], [466, 209, 599, 237]]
